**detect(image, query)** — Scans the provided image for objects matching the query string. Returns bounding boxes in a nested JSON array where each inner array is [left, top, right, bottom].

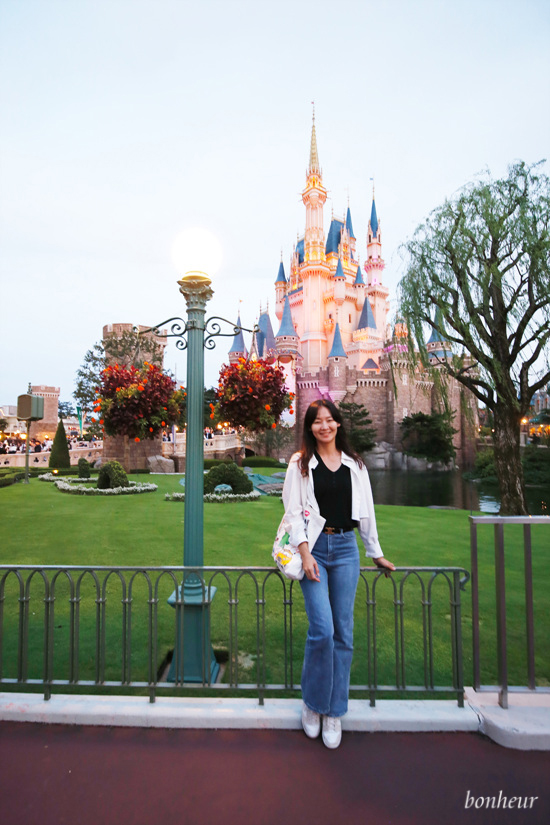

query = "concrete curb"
[[1, 691, 548, 750], [0, 693, 479, 734]]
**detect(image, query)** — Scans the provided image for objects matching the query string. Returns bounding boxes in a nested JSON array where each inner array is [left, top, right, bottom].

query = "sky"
[[1, 0, 549, 406]]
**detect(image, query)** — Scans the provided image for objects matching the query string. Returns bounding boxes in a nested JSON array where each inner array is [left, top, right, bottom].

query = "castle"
[[229, 116, 477, 466]]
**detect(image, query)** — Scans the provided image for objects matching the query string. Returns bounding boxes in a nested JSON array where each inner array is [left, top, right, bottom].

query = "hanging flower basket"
[[216, 358, 293, 432], [95, 362, 186, 441]]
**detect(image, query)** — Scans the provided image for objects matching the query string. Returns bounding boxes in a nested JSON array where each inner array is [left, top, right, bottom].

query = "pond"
[[368, 469, 549, 515]]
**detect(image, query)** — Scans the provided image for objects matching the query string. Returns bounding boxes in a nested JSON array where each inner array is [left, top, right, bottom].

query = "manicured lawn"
[[0, 474, 548, 694]]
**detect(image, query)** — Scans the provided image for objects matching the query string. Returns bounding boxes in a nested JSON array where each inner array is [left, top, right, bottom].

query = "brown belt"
[[322, 527, 353, 534]]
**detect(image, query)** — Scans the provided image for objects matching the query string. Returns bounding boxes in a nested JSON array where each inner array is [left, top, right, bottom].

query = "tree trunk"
[[492, 404, 528, 515]]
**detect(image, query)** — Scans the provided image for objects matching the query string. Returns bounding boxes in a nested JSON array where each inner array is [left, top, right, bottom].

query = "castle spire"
[[308, 106, 320, 175]]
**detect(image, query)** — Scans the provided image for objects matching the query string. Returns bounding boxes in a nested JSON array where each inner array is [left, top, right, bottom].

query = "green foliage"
[[77, 458, 91, 479], [243, 456, 287, 468], [97, 460, 129, 489], [244, 423, 295, 459], [400, 412, 457, 464], [0, 418, 8, 433], [472, 448, 497, 480], [399, 161, 550, 513], [49, 421, 71, 469], [58, 401, 75, 419], [204, 462, 253, 494], [521, 447, 550, 485], [338, 401, 377, 453]]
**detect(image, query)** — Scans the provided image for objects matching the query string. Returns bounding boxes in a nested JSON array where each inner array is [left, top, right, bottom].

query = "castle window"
[[402, 374, 408, 386], [348, 314, 351, 324]]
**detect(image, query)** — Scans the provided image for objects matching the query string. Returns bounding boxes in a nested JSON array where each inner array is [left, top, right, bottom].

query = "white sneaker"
[[322, 715, 342, 749], [302, 703, 321, 738]]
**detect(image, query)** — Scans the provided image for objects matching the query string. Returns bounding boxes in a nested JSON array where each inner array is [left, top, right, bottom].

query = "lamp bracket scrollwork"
[[137, 317, 259, 353]]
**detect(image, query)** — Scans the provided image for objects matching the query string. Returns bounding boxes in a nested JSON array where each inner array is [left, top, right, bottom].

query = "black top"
[[312, 452, 356, 531]]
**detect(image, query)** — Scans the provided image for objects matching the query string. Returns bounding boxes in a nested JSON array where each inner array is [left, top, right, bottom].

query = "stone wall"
[[28, 385, 60, 441], [102, 434, 163, 472]]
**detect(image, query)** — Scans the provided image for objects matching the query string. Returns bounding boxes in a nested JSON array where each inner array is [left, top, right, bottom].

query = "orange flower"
[[289, 408, 294, 414], [265, 404, 271, 411], [161, 421, 166, 426], [271, 423, 277, 429], [149, 427, 154, 432], [210, 413, 215, 419], [135, 437, 140, 442], [100, 419, 104, 424]]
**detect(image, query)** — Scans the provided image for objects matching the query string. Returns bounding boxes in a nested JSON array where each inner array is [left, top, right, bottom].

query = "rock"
[[147, 455, 175, 474], [214, 483, 233, 493]]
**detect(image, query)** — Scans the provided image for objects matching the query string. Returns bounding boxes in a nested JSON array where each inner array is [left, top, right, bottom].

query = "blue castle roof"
[[370, 199, 379, 237], [257, 310, 276, 356], [275, 261, 286, 283], [345, 206, 355, 238], [334, 258, 345, 278], [325, 218, 344, 255], [276, 295, 297, 338], [362, 358, 379, 370], [296, 238, 304, 264], [229, 314, 247, 355], [354, 265, 364, 285], [328, 323, 347, 358], [356, 297, 377, 330]]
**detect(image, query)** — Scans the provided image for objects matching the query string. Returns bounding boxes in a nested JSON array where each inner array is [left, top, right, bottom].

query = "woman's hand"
[[373, 556, 396, 577], [299, 542, 320, 582]]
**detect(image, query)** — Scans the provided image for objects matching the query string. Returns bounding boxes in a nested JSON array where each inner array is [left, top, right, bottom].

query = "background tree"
[[58, 401, 75, 419], [243, 422, 295, 459], [49, 420, 71, 469], [399, 161, 550, 514], [400, 412, 457, 464], [0, 418, 8, 434], [74, 330, 164, 425], [338, 401, 377, 453]]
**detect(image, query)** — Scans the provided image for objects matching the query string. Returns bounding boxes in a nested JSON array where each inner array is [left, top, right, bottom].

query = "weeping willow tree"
[[399, 161, 550, 515]]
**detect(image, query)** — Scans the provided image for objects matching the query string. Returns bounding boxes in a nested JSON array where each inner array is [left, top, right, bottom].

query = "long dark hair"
[[298, 399, 363, 476]]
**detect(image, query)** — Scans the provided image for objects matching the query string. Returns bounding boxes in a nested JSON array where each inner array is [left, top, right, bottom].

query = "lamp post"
[[144, 244, 256, 684]]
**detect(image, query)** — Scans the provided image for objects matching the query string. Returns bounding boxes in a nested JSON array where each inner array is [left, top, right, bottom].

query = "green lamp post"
[[144, 231, 256, 685], [167, 270, 219, 684]]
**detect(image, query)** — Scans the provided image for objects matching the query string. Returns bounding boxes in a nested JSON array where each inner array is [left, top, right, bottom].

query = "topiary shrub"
[[97, 460, 129, 489], [77, 458, 91, 479], [204, 462, 253, 494], [49, 420, 71, 469]]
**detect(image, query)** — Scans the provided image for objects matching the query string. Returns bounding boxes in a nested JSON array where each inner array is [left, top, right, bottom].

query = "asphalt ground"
[[1, 723, 549, 825]]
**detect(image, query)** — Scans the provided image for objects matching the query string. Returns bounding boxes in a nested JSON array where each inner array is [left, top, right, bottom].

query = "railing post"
[[469, 517, 480, 690], [523, 524, 536, 690], [494, 523, 508, 709]]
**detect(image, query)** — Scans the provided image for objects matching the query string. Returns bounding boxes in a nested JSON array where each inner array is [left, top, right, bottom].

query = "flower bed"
[[54, 480, 158, 496], [39, 473, 95, 483], [165, 491, 261, 503]]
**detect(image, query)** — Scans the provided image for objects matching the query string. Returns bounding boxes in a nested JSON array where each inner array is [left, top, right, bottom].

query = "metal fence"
[[0, 565, 469, 706], [470, 515, 550, 708]]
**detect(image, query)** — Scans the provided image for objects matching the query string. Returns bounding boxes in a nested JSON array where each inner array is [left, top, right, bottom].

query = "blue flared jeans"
[[299, 530, 360, 717]]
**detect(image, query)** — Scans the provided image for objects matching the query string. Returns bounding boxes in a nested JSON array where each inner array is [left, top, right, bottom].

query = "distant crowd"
[[0, 436, 100, 456]]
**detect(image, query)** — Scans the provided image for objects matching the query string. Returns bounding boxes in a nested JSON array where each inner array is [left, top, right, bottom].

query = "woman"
[[282, 399, 395, 749]]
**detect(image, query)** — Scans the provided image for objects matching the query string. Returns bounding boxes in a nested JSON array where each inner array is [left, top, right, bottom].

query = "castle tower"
[[363, 193, 390, 338], [274, 260, 287, 323], [327, 323, 348, 402], [300, 112, 330, 371]]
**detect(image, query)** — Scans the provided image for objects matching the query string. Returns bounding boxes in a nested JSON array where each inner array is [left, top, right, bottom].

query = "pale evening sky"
[[0, 0, 548, 405]]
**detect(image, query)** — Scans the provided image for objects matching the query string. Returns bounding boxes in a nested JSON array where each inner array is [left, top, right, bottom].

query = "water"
[[368, 470, 549, 515]]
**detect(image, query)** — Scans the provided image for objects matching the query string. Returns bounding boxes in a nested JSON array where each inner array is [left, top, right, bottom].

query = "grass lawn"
[[0, 473, 548, 694]]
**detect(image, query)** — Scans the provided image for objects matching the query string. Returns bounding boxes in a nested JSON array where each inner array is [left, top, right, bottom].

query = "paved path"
[[1, 723, 549, 825]]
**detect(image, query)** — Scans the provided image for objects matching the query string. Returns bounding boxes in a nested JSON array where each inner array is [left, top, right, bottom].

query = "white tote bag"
[[272, 518, 304, 580]]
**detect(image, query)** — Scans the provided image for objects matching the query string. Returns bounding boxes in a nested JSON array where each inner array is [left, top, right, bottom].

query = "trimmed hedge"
[[204, 462, 253, 494], [97, 460, 129, 489], [77, 458, 91, 479], [203, 458, 235, 469]]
